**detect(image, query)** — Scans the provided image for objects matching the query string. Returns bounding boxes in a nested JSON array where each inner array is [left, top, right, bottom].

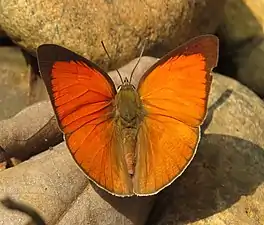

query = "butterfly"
[[36, 35, 219, 197]]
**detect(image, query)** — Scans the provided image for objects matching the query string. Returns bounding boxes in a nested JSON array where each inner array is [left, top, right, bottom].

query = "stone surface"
[[218, 0, 264, 97], [1, 57, 264, 225], [0, 46, 49, 120], [0, 46, 30, 120], [0, 29, 6, 39], [0, 0, 225, 70], [147, 73, 264, 225], [219, 0, 264, 42], [235, 37, 264, 96], [0, 143, 154, 225]]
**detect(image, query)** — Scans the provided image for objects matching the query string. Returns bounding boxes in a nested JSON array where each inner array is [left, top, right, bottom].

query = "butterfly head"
[[117, 77, 136, 92], [123, 77, 131, 86]]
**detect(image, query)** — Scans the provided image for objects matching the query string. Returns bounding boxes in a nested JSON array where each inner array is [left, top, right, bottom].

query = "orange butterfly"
[[37, 35, 219, 197]]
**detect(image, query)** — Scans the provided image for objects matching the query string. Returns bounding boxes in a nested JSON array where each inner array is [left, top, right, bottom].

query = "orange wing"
[[37, 45, 133, 196], [133, 35, 219, 195]]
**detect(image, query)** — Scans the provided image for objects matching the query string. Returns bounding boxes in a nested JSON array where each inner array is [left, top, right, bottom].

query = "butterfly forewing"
[[36, 34, 219, 197], [134, 35, 219, 195], [37, 44, 133, 196]]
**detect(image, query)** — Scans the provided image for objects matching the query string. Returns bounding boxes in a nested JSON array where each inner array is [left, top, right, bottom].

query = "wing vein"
[[143, 96, 205, 107], [61, 101, 112, 125], [141, 85, 207, 100], [70, 117, 112, 154], [55, 88, 111, 108], [146, 112, 196, 127], [78, 121, 113, 169]]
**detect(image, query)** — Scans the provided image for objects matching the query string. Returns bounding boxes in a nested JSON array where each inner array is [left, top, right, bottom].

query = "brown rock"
[[0, 28, 6, 39], [218, 0, 264, 97], [235, 37, 264, 96], [219, 0, 264, 42], [0, 45, 50, 120], [0, 101, 61, 163], [0, 46, 30, 120], [0, 0, 225, 70]]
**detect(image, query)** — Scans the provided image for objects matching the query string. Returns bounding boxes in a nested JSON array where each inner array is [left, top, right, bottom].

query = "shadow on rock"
[[94, 186, 155, 225], [146, 89, 264, 224], [146, 134, 264, 224]]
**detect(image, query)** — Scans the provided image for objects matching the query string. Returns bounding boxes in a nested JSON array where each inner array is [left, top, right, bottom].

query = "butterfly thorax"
[[114, 82, 143, 176]]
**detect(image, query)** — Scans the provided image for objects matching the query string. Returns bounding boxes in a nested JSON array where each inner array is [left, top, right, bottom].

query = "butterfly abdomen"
[[115, 84, 143, 176]]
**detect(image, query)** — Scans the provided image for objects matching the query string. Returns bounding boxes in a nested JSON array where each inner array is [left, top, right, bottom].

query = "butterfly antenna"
[[101, 41, 124, 84], [129, 38, 147, 84]]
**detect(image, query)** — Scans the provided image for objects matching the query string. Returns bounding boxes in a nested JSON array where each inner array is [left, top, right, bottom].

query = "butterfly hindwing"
[[134, 35, 219, 195], [37, 34, 219, 197], [37, 44, 133, 196]]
